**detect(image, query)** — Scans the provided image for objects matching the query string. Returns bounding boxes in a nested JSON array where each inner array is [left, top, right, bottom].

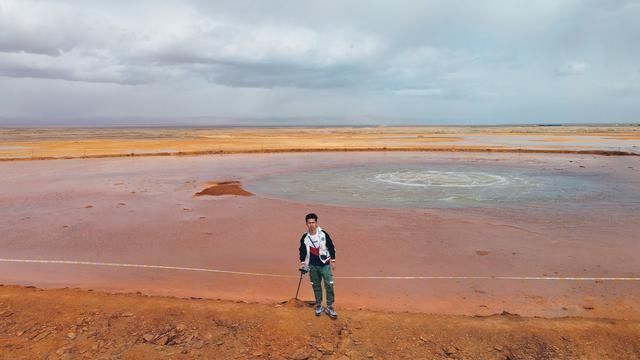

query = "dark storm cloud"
[[0, 0, 639, 124]]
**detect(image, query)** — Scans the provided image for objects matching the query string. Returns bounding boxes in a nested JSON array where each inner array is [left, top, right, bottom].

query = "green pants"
[[309, 264, 335, 306]]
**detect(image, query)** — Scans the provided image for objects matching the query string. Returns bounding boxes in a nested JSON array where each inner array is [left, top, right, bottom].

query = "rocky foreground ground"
[[0, 285, 639, 359]]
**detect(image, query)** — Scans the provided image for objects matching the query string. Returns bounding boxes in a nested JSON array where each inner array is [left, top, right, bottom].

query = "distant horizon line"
[[0, 123, 640, 130], [0, 122, 639, 129]]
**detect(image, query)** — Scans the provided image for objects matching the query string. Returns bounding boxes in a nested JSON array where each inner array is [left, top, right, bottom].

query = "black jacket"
[[299, 229, 336, 265]]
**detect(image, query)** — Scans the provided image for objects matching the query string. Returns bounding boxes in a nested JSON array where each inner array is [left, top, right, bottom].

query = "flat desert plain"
[[1, 126, 639, 359], [0, 125, 638, 159]]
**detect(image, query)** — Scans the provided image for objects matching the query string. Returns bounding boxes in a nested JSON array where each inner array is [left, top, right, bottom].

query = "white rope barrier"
[[1, 258, 639, 281]]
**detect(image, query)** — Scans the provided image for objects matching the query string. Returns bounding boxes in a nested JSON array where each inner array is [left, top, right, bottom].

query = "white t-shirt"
[[308, 231, 321, 248]]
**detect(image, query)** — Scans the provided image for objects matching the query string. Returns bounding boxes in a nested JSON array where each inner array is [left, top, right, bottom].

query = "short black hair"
[[305, 213, 318, 222]]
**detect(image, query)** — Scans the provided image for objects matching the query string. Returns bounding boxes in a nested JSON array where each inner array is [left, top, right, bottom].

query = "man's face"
[[306, 219, 317, 233]]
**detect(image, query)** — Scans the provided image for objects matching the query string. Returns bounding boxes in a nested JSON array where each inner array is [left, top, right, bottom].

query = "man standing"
[[299, 213, 337, 318]]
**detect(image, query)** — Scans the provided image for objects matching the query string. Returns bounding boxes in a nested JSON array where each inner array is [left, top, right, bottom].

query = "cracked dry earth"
[[1, 285, 639, 359]]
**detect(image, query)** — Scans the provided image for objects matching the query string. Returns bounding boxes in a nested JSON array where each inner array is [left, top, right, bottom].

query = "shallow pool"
[[247, 163, 622, 209]]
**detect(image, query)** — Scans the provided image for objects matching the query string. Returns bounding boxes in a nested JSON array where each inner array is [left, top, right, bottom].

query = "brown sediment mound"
[[277, 298, 311, 309], [194, 181, 253, 197], [0, 285, 639, 359]]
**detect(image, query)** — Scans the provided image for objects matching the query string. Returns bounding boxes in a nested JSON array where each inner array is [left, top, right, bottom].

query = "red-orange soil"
[[1, 285, 639, 359], [0, 152, 639, 321]]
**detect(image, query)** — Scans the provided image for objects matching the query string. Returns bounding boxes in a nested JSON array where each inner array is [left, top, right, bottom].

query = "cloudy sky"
[[1, 0, 639, 126]]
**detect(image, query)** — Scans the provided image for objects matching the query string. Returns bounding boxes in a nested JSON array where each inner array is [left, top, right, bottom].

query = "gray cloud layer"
[[0, 0, 639, 125]]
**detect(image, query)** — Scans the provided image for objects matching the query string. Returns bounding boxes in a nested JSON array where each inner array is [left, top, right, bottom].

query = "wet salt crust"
[[247, 163, 621, 209]]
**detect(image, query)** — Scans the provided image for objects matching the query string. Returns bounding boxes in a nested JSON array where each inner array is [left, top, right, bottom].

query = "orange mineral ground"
[[1, 126, 639, 358], [1, 285, 639, 359], [1, 125, 638, 160]]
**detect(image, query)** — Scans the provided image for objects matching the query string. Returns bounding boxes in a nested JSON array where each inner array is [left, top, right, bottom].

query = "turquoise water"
[[247, 163, 616, 209]]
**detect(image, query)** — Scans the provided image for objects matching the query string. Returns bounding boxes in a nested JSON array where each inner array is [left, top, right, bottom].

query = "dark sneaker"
[[315, 305, 324, 316], [325, 306, 337, 319]]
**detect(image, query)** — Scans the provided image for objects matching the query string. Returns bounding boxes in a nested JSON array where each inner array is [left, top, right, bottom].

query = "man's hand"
[[330, 260, 336, 271]]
